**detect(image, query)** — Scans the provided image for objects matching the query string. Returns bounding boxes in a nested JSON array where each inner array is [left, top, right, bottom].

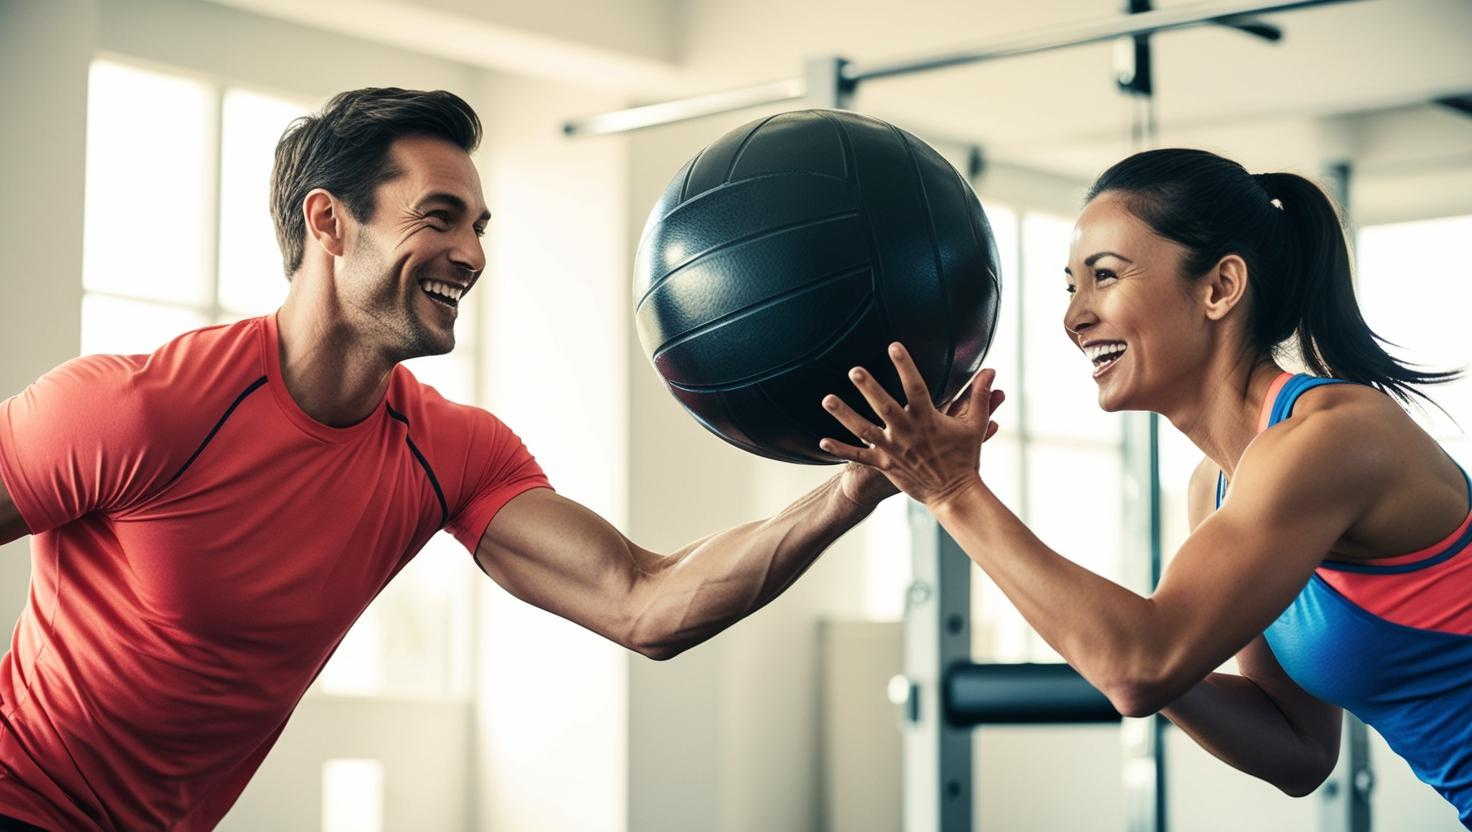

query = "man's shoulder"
[[55, 318, 270, 419], [385, 366, 520, 451]]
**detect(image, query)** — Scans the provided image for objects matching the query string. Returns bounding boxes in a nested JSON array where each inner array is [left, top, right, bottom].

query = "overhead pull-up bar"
[[562, 0, 1362, 137]]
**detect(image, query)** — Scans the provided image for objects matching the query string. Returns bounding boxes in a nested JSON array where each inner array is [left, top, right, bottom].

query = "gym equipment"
[[632, 109, 1001, 464]]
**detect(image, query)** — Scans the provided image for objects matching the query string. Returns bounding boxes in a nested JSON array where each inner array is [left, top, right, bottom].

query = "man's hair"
[[269, 87, 482, 276]]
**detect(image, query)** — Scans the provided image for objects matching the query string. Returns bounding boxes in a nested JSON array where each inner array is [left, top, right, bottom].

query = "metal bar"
[[843, 0, 1359, 82], [562, 78, 804, 137], [564, 0, 1359, 137], [899, 505, 974, 832], [944, 662, 1120, 725]]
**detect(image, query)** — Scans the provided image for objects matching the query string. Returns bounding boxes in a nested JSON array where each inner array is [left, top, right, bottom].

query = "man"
[[0, 88, 895, 831]]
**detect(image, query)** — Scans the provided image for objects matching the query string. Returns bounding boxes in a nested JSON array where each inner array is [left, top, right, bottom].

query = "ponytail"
[[1087, 149, 1457, 406], [1252, 172, 1456, 403]]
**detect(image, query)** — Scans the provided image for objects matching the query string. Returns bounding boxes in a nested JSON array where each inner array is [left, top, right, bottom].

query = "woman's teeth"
[[1086, 342, 1126, 377]]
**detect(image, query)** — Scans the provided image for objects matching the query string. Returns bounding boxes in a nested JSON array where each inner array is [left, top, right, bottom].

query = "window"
[[972, 208, 1128, 661], [83, 59, 475, 699], [1357, 215, 1472, 462]]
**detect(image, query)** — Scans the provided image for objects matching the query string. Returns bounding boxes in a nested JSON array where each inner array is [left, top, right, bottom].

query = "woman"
[[819, 148, 1472, 826]]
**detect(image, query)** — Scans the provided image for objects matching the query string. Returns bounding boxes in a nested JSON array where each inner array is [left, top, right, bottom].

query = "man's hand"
[[837, 462, 898, 508]]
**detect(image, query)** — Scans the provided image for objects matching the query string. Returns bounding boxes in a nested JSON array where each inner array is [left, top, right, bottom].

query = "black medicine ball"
[[633, 109, 1002, 464]]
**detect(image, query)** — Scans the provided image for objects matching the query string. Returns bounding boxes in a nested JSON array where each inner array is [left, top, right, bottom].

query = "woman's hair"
[[270, 87, 482, 277], [1085, 148, 1456, 404]]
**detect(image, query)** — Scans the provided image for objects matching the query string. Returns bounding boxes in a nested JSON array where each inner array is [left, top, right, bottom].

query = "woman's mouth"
[[1084, 341, 1127, 378]]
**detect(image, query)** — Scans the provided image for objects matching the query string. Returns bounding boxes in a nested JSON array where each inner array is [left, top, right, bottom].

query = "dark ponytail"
[[1087, 149, 1456, 405]]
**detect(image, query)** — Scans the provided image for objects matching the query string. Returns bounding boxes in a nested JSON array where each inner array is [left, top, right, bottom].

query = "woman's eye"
[[1064, 284, 1077, 295], [1095, 269, 1116, 281]]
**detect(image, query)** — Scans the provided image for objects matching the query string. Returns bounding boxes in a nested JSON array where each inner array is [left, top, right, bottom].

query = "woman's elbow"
[[1102, 673, 1181, 718], [1275, 749, 1339, 798]]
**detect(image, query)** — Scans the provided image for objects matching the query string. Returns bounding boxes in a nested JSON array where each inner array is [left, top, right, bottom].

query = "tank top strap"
[[1216, 373, 1350, 509]]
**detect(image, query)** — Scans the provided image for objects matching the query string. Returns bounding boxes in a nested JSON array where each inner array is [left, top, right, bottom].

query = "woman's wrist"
[[925, 474, 986, 518]]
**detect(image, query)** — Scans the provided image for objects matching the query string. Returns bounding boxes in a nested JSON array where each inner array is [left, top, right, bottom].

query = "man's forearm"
[[628, 474, 878, 659]]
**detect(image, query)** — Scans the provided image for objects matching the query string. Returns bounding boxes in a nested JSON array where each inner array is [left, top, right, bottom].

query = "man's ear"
[[303, 188, 346, 259], [1202, 254, 1249, 322]]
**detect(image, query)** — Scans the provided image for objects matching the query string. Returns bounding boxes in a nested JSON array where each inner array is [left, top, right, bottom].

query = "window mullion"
[[204, 82, 225, 324]]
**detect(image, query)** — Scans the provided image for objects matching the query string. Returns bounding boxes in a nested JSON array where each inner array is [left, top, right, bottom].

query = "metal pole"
[[843, 0, 1354, 82], [563, 0, 1363, 136], [562, 78, 805, 137], [895, 502, 974, 832]]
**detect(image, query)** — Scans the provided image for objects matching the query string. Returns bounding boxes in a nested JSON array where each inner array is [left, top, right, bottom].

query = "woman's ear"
[[1202, 254, 1249, 321]]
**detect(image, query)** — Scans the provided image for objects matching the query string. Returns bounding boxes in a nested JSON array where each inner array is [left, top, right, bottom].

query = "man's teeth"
[[1085, 342, 1126, 365], [421, 279, 465, 303]]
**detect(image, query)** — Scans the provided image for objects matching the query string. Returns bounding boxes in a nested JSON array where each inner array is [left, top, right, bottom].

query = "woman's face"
[[1063, 193, 1208, 413]]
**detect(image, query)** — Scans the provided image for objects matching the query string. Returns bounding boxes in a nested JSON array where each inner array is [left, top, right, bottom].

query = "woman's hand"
[[819, 342, 1002, 510]]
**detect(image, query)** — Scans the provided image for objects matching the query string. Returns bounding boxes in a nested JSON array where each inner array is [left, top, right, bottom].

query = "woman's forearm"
[[1162, 673, 1340, 796], [930, 482, 1173, 714]]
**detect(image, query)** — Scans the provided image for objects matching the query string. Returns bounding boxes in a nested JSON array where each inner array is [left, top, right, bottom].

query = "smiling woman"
[[822, 148, 1472, 827]]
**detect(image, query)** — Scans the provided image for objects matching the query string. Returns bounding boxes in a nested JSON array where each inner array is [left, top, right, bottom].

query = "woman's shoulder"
[[1285, 377, 1413, 441]]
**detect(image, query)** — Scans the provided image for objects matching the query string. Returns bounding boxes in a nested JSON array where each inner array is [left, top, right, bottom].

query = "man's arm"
[[1158, 457, 1342, 797], [474, 471, 880, 660], [0, 476, 27, 546]]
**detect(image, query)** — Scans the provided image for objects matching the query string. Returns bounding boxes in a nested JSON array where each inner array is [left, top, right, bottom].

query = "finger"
[[822, 394, 886, 447], [887, 342, 934, 414], [818, 437, 879, 466], [966, 368, 997, 423], [847, 367, 904, 428], [983, 420, 1000, 442], [990, 389, 1006, 412]]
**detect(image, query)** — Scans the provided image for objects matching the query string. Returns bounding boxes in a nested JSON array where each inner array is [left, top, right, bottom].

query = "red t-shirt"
[[0, 314, 549, 830]]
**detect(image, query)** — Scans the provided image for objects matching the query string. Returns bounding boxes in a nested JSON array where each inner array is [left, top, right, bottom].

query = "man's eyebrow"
[[417, 192, 492, 224]]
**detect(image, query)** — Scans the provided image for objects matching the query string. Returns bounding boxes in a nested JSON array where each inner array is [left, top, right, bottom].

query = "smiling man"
[[0, 88, 893, 831]]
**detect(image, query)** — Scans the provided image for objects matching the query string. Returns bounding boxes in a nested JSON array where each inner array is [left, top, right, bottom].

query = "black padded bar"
[[944, 662, 1121, 726]]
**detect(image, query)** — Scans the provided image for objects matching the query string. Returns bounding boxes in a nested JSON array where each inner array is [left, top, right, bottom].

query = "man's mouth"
[[420, 279, 465, 308], [1084, 341, 1126, 378]]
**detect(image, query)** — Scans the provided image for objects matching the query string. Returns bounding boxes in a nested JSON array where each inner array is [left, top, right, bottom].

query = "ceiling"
[[202, 0, 1472, 180]]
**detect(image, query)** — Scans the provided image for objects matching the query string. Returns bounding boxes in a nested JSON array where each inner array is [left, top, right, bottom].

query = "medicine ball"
[[632, 109, 1001, 464]]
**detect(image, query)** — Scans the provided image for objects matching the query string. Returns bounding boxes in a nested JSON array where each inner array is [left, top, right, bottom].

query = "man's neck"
[[275, 293, 397, 428]]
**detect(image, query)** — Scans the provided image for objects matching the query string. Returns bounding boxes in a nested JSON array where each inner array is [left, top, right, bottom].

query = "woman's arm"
[[819, 345, 1379, 718], [1157, 458, 1342, 797]]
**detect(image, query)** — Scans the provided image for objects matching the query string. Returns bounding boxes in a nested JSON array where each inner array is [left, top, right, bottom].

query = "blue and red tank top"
[[1216, 372, 1472, 827]]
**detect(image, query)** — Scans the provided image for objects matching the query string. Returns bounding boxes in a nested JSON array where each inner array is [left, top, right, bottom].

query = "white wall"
[[0, 0, 95, 622], [472, 69, 633, 832]]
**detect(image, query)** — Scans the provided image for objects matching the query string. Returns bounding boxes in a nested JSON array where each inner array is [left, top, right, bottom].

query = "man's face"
[[339, 135, 489, 362]]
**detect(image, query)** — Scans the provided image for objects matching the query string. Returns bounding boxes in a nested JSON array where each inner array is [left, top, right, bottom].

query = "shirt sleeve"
[[444, 408, 552, 553], [0, 355, 170, 534]]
